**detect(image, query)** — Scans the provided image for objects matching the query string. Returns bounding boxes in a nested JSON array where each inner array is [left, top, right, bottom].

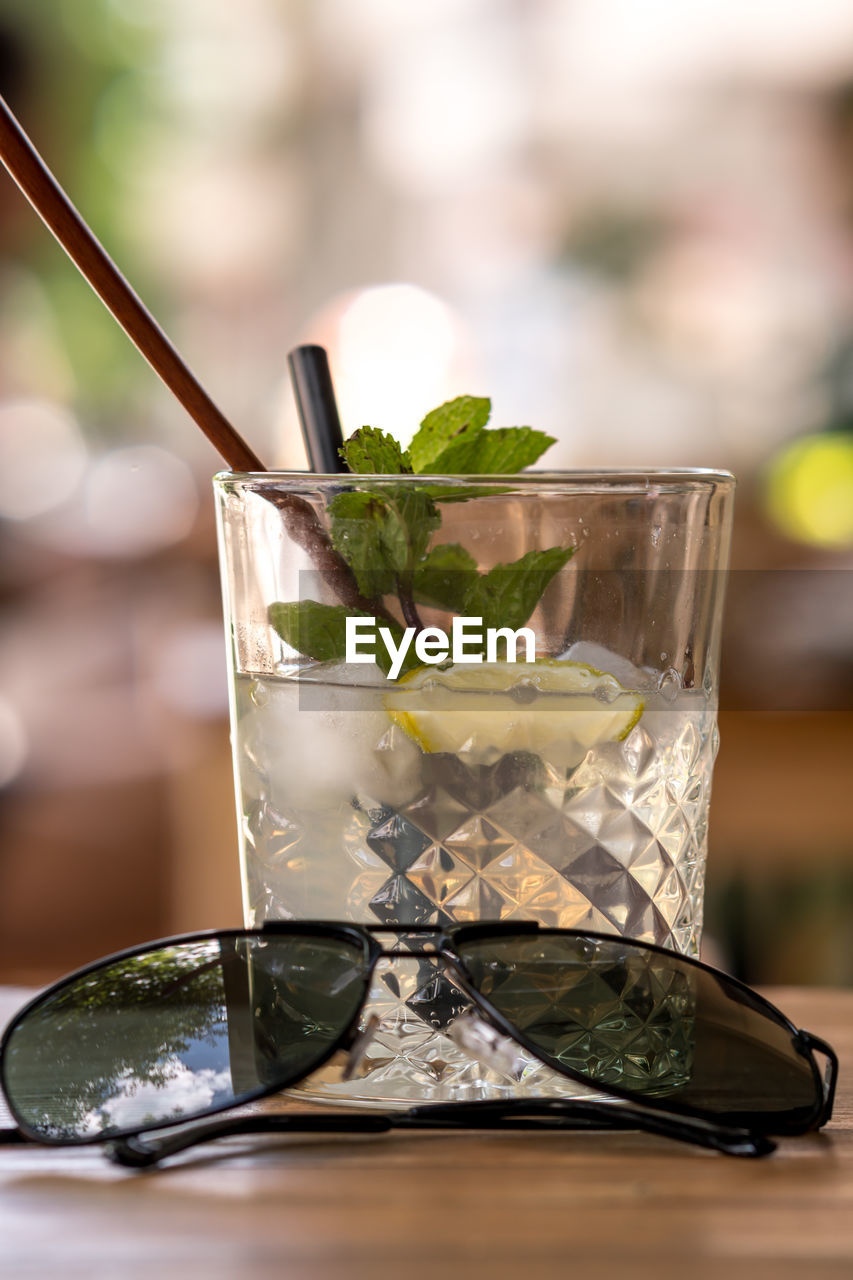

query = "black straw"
[[288, 344, 347, 473]]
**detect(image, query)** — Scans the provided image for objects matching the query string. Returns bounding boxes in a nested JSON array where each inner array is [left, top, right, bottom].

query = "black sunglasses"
[[0, 921, 837, 1167]]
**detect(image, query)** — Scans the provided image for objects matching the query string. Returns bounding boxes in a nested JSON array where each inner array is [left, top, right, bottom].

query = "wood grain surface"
[[1, 987, 851, 1280]]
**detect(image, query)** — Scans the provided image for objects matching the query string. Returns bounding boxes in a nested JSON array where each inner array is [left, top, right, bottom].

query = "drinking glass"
[[214, 470, 735, 1105]]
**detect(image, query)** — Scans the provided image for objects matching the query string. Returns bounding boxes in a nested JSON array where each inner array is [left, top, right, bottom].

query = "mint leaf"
[[339, 426, 411, 475], [268, 600, 367, 665], [328, 491, 396, 597], [328, 486, 441, 597], [268, 599, 416, 677], [408, 396, 491, 472], [430, 426, 555, 475], [392, 487, 441, 565], [412, 543, 479, 612], [463, 546, 575, 632]]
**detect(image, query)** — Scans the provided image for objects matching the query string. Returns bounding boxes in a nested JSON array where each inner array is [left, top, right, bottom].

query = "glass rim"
[[214, 467, 736, 494]]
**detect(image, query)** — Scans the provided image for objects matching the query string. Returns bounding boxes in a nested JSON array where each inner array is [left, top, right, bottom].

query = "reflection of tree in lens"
[[4, 942, 241, 1138], [460, 936, 696, 1096], [5, 933, 372, 1140]]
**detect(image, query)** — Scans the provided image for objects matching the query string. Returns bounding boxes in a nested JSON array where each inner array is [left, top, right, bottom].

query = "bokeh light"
[[362, 20, 526, 191], [149, 622, 230, 719], [83, 445, 199, 557], [0, 399, 87, 520], [764, 432, 853, 548], [0, 695, 28, 788], [297, 283, 469, 447]]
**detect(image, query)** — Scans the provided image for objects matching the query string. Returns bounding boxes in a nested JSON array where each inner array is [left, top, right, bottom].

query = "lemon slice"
[[384, 660, 643, 766]]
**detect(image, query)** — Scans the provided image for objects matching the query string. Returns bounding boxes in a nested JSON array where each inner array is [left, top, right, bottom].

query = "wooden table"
[[1, 987, 851, 1280]]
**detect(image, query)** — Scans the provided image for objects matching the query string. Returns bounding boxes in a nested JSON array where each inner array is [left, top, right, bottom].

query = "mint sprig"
[[427, 426, 555, 476], [462, 546, 574, 632], [407, 396, 491, 472], [339, 426, 412, 475], [269, 396, 573, 673]]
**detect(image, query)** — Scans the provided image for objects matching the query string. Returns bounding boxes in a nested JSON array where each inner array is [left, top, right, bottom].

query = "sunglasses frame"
[[0, 919, 838, 1156]]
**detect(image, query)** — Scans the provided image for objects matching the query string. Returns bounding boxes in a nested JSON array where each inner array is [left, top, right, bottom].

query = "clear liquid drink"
[[215, 471, 734, 1104]]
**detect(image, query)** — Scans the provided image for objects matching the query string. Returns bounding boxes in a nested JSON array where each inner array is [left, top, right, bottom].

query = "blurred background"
[[0, 0, 851, 986]]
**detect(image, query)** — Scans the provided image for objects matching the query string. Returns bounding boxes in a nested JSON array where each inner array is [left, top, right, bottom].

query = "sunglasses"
[[0, 921, 836, 1167]]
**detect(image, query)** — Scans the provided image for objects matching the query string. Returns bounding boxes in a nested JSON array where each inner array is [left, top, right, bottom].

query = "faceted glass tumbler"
[[214, 470, 735, 1106]]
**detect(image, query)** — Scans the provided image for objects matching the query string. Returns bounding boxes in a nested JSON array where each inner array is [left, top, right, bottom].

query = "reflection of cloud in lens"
[[82, 1058, 232, 1134]]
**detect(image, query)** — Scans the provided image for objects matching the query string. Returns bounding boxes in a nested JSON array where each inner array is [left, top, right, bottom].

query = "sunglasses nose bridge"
[[376, 944, 439, 960]]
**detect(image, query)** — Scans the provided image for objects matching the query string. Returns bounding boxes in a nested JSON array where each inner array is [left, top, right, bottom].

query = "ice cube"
[[560, 641, 652, 691]]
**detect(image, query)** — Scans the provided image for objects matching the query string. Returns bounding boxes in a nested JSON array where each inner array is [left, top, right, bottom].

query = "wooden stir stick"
[[0, 95, 387, 614], [0, 94, 264, 471]]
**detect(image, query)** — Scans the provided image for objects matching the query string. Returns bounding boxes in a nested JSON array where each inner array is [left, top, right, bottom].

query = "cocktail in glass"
[[214, 470, 734, 1104]]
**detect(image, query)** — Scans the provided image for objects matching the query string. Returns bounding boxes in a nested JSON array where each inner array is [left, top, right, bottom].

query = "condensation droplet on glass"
[[651, 525, 662, 546], [250, 680, 270, 707], [657, 668, 681, 702]]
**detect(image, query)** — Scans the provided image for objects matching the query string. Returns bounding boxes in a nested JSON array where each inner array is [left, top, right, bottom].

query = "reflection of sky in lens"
[[81, 1000, 239, 1132], [3, 937, 271, 1139], [179, 1023, 232, 1074], [81, 1056, 234, 1135], [80, 941, 241, 1134]]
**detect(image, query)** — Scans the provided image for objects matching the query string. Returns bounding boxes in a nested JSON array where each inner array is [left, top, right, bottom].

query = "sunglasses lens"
[[1, 932, 369, 1142], [455, 932, 821, 1129]]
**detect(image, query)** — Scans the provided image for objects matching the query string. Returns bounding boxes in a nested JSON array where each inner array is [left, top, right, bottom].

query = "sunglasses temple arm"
[[107, 1097, 774, 1168], [401, 1099, 776, 1159], [797, 1030, 839, 1124], [0, 1124, 30, 1146], [107, 1112, 394, 1169]]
